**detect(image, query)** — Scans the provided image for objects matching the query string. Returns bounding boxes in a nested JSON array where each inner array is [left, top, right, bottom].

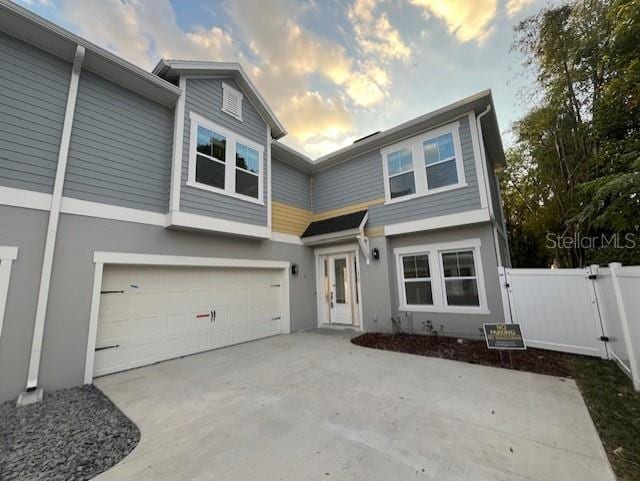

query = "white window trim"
[[187, 112, 264, 205], [381, 121, 467, 205], [394, 238, 489, 314], [221, 82, 243, 121]]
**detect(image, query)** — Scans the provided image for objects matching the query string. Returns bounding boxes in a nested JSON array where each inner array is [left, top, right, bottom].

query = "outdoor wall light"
[[291, 264, 299, 276], [372, 248, 380, 261]]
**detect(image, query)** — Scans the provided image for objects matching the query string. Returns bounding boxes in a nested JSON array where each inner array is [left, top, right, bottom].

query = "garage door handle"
[[95, 344, 119, 351], [272, 316, 281, 320], [212, 310, 216, 323]]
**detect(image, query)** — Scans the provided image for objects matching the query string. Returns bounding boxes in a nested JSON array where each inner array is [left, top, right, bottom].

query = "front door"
[[329, 254, 352, 324]]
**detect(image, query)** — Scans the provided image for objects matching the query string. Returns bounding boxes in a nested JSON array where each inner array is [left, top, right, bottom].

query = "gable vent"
[[222, 83, 243, 121]]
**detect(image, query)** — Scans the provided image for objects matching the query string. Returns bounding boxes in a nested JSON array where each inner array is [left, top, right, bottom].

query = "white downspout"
[[475, 105, 503, 268], [21, 45, 85, 402]]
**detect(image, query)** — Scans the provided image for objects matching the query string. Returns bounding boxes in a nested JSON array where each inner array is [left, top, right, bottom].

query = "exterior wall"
[[180, 77, 268, 225], [25, 212, 316, 399], [64, 70, 174, 212], [0, 206, 48, 404], [272, 158, 311, 210], [311, 116, 482, 227], [0, 31, 70, 194], [271, 157, 312, 235], [385, 223, 505, 338]]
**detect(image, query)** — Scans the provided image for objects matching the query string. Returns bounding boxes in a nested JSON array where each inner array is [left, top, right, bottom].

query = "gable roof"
[[0, 0, 181, 107], [153, 60, 287, 140]]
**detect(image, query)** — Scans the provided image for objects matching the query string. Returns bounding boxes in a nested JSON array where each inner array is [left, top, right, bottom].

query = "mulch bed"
[[352, 332, 575, 378], [0, 385, 139, 481]]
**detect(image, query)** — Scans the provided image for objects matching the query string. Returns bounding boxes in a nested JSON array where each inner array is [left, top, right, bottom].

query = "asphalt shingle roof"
[[301, 210, 367, 238]]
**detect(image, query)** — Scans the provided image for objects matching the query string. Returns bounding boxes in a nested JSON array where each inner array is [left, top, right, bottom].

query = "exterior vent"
[[353, 131, 381, 144], [222, 82, 243, 121]]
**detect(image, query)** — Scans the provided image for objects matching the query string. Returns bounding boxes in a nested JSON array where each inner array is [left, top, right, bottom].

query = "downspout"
[[20, 45, 85, 405], [475, 105, 502, 268]]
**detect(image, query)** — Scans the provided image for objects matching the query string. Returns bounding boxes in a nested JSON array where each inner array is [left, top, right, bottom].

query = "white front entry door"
[[93, 265, 283, 377], [328, 254, 353, 324]]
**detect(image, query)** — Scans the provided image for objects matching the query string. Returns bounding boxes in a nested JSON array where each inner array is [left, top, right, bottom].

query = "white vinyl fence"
[[500, 263, 640, 391]]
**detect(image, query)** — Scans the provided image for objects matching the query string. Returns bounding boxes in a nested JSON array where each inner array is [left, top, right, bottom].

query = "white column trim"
[[468, 111, 488, 209], [170, 75, 186, 212], [26, 45, 85, 391], [267, 125, 273, 232], [0, 246, 18, 339]]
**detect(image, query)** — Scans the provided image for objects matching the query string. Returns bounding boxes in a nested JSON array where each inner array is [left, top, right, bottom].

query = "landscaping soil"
[[0, 385, 139, 481], [352, 332, 574, 378]]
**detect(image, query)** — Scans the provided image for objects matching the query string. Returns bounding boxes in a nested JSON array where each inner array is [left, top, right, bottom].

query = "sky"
[[18, 0, 545, 158]]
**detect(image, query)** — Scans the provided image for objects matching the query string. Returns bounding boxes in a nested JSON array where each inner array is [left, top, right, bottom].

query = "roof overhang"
[[0, 0, 182, 107], [301, 211, 369, 245], [272, 90, 506, 173], [153, 59, 287, 140]]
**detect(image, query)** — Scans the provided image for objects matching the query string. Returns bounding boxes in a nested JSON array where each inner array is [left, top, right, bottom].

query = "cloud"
[[409, 0, 498, 43], [278, 92, 355, 145], [348, 0, 412, 61], [505, 0, 536, 17]]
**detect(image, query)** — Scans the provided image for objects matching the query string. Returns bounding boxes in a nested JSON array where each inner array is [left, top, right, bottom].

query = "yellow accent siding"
[[272, 201, 312, 236], [311, 198, 385, 221]]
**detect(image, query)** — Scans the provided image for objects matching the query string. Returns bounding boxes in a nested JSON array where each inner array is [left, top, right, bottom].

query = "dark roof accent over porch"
[[302, 210, 368, 238]]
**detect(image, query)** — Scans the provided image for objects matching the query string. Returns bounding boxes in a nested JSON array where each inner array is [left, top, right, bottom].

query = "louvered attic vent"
[[222, 82, 243, 121]]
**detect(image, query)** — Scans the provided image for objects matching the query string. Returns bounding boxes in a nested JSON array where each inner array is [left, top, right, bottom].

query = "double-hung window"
[[381, 121, 466, 203], [395, 239, 487, 313], [188, 112, 264, 204], [386, 148, 416, 199]]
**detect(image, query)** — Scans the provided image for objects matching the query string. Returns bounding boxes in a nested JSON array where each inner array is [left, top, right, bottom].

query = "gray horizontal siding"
[[0, 31, 71, 194], [369, 116, 481, 226], [64, 70, 174, 212], [311, 116, 482, 226], [272, 158, 311, 210], [312, 150, 385, 213], [181, 77, 268, 226]]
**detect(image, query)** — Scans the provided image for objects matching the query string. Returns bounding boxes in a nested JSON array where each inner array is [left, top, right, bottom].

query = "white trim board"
[[166, 211, 270, 239], [270, 232, 303, 245], [169, 76, 186, 212], [84, 251, 291, 384], [0, 246, 18, 339], [384, 208, 490, 236]]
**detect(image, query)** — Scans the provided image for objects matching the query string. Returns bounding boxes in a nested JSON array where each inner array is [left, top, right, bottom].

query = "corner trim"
[[169, 75, 186, 212], [0, 246, 18, 339], [384, 208, 490, 236]]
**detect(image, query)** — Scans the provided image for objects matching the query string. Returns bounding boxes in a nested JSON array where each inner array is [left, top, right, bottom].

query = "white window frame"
[[398, 252, 435, 307], [187, 112, 264, 205], [381, 121, 467, 205], [394, 238, 489, 314], [221, 82, 243, 121]]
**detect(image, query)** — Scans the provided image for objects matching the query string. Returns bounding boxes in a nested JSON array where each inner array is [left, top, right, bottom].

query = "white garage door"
[[93, 265, 284, 376]]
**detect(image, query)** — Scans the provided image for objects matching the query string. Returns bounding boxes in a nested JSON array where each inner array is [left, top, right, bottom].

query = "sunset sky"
[[19, 0, 546, 157]]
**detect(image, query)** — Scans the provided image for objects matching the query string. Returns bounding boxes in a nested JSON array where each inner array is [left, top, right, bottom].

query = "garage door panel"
[[94, 264, 284, 376]]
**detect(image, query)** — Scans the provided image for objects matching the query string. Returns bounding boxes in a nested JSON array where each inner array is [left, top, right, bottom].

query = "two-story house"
[[0, 1, 510, 404]]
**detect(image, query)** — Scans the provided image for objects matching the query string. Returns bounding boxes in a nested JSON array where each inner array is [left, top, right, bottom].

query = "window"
[[222, 82, 243, 121], [400, 254, 433, 305], [394, 239, 487, 313], [381, 122, 466, 203], [188, 113, 264, 204], [423, 133, 458, 190], [386, 148, 416, 199], [441, 250, 479, 306], [195, 125, 226, 189], [235, 143, 260, 199]]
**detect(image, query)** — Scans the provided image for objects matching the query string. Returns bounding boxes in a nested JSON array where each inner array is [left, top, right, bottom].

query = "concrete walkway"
[[95, 332, 615, 481]]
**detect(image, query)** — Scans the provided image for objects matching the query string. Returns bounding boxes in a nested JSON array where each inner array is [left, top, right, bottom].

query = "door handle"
[[211, 310, 216, 323]]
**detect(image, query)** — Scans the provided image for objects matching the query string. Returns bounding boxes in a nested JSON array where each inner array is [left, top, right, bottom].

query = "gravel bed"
[[0, 385, 140, 480], [352, 332, 575, 377]]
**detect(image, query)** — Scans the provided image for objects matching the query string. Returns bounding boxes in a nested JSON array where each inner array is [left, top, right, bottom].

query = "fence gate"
[[499, 267, 608, 358]]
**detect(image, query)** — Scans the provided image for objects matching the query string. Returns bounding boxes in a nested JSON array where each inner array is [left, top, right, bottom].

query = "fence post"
[[588, 264, 609, 359], [609, 262, 640, 391], [498, 266, 513, 324]]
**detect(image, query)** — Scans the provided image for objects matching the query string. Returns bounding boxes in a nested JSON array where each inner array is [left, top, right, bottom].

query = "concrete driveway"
[[95, 331, 615, 481]]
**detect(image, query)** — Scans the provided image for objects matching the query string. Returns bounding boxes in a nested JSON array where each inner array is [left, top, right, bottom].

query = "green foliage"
[[505, 0, 640, 267]]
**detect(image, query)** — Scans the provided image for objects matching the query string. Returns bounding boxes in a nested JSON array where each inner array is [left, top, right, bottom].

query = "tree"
[[505, 0, 640, 267]]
